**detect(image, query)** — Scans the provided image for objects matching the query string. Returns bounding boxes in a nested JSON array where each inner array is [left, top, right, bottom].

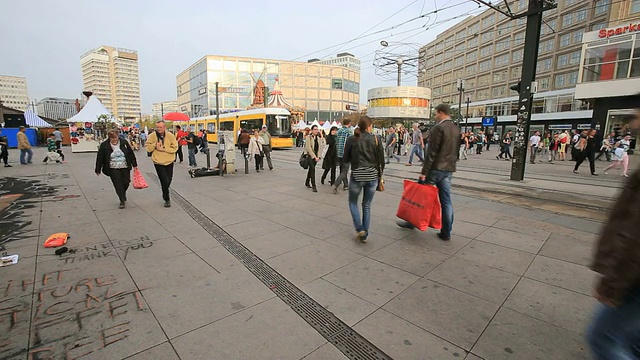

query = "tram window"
[[219, 121, 235, 131], [240, 119, 263, 131], [207, 123, 215, 133]]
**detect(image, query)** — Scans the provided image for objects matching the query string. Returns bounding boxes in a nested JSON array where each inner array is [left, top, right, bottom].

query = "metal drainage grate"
[[148, 173, 393, 360]]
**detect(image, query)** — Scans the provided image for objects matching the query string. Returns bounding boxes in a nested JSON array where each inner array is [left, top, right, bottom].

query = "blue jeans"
[[587, 286, 640, 359], [20, 149, 33, 164], [428, 170, 453, 238], [348, 177, 378, 237], [409, 144, 424, 164], [188, 147, 197, 167]]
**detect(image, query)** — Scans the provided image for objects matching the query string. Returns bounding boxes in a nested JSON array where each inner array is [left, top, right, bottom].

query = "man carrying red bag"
[[397, 104, 460, 241]]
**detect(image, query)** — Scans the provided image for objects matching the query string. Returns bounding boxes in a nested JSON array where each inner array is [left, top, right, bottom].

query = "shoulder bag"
[[373, 135, 385, 191]]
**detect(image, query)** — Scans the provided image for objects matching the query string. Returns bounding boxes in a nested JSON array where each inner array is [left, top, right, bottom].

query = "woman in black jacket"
[[321, 126, 338, 185], [95, 130, 138, 209], [344, 116, 385, 243]]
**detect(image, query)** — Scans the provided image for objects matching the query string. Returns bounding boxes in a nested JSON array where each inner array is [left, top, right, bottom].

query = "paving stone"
[[367, 241, 450, 276], [383, 278, 499, 350], [301, 343, 349, 360], [125, 342, 180, 360], [539, 233, 593, 266], [524, 255, 594, 296], [324, 231, 398, 256], [401, 231, 473, 255], [240, 228, 318, 259], [492, 219, 552, 239], [503, 278, 596, 334], [301, 278, 378, 327], [125, 253, 219, 290], [476, 227, 546, 254], [172, 298, 326, 360], [426, 256, 520, 304], [223, 218, 284, 241], [456, 241, 535, 275], [354, 309, 467, 360], [451, 221, 489, 240], [546, 215, 604, 234], [471, 308, 589, 360], [323, 257, 419, 307], [465, 353, 484, 360], [455, 210, 505, 227], [267, 241, 361, 287]]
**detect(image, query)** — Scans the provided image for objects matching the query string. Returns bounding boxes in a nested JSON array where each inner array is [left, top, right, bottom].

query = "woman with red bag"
[[95, 130, 138, 209]]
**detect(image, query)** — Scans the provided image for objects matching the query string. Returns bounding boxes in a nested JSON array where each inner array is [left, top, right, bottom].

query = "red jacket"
[[177, 130, 188, 146]]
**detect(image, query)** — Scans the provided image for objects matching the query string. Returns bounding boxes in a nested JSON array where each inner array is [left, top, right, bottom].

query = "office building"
[[152, 100, 178, 119], [176, 55, 360, 121], [0, 75, 29, 111], [575, 0, 640, 149], [312, 53, 361, 71], [418, 0, 612, 134], [36, 97, 79, 120], [80, 45, 141, 120]]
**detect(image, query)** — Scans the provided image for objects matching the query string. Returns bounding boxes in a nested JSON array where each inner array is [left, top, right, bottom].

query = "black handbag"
[[299, 153, 310, 170]]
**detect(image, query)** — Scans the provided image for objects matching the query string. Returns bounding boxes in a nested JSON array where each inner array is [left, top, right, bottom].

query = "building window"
[[557, 54, 569, 68], [454, 57, 464, 67], [568, 72, 579, 84], [479, 60, 492, 71], [478, 74, 491, 86], [467, 52, 478, 62], [492, 86, 506, 97], [467, 23, 480, 36], [444, 61, 453, 70], [481, 32, 494, 43], [539, 77, 550, 90], [468, 37, 478, 48], [495, 54, 509, 67], [496, 39, 510, 52], [632, 0, 640, 13], [512, 49, 523, 62], [466, 64, 477, 75], [493, 70, 507, 82], [482, 14, 495, 29], [514, 32, 525, 45], [538, 39, 554, 53], [537, 58, 553, 71], [565, 0, 579, 5], [555, 74, 566, 87], [434, 64, 443, 73], [511, 67, 522, 79], [592, 22, 607, 31], [594, 0, 610, 15], [562, 13, 573, 28], [573, 29, 584, 44], [582, 37, 640, 82], [570, 50, 581, 65], [435, 54, 444, 63], [480, 45, 493, 57], [575, 9, 587, 21], [559, 34, 571, 47], [331, 79, 343, 90]]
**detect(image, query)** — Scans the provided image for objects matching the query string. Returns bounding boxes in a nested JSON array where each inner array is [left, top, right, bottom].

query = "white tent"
[[67, 96, 111, 123], [24, 111, 52, 127], [331, 121, 340, 128], [322, 121, 332, 130], [310, 120, 321, 129], [294, 120, 307, 130]]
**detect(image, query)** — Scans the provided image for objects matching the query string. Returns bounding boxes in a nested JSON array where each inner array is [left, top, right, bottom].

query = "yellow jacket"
[[145, 131, 178, 165], [17, 131, 31, 150]]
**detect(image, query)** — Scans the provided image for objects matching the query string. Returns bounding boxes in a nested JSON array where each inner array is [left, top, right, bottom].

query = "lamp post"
[[396, 58, 404, 86], [456, 79, 465, 125], [465, 97, 471, 132]]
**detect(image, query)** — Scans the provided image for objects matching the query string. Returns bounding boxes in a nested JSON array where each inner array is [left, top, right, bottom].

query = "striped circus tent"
[[24, 110, 53, 127], [267, 88, 292, 108]]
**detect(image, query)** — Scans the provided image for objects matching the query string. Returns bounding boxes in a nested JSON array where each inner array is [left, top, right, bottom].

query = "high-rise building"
[[80, 45, 141, 120], [418, 0, 610, 134], [177, 55, 360, 121], [152, 100, 178, 119], [575, 0, 640, 151], [313, 53, 361, 71], [0, 75, 29, 111], [36, 97, 79, 120]]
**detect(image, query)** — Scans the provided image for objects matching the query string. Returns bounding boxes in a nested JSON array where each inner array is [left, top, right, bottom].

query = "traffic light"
[[509, 82, 521, 93]]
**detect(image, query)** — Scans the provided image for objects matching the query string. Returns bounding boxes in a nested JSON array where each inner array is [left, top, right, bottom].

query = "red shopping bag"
[[396, 180, 442, 231], [133, 168, 148, 189]]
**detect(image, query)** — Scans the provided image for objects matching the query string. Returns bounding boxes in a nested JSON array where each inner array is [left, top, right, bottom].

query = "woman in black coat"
[[321, 126, 339, 185], [95, 130, 138, 209]]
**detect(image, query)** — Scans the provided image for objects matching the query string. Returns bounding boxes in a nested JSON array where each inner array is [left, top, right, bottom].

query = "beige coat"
[[17, 131, 31, 150], [305, 135, 325, 159]]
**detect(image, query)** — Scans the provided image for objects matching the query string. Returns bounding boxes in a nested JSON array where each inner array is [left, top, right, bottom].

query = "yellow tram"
[[185, 108, 294, 148]]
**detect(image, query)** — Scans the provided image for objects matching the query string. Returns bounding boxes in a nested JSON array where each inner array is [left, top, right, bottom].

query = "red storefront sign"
[[599, 23, 640, 38]]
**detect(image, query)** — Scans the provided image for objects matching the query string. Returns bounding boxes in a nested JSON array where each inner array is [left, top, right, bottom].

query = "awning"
[[24, 111, 53, 127]]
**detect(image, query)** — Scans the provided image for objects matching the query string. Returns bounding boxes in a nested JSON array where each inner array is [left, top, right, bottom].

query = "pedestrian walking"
[[239, 129, 250, 157], [145, 120, 178, 207], [595, 132, 615, 161], [248, 130, 264, 173], [402, 128, 411, 156], [385, 127, 401, 164], [95, 130, 138, 209], [304, 125, 324, 192], [17, 126, 33, 165], [603, 134, 632, 177], [573, 129, 599, 176], [397, 104, 460, 241], [344, 116, 384, 243], [406, 123, 425, 166], [459, 132, 469, 160], [586, 111, 640, 359], [259, 125, 273, 170], [486, 131, 493, 151], [529, 131, 541, 164], [558, 130, 569, 161], [321, 126, 338, 185], [548, 133, 559, 163], [139, 131, 147, 148], [333, 118, 353, 194], [185, 127, 198, 167], [199, 129, 209, 154], [53, 128, 63, 150], [475, 131, 485, 154], [570, 130, 582, 161], [0, 129, 11, 167], [497, 130, 513, 160], [396, 128, 404, 156], [175, 125, 188, 163]]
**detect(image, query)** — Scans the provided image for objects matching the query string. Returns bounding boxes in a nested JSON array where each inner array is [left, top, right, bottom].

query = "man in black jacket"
[[398, 104, 460, 241]]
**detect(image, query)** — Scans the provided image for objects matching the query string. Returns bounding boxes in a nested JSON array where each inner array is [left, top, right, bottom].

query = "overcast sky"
[[1, 0, 482, 112]]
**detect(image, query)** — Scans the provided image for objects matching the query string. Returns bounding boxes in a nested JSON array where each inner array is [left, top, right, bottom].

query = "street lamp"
[[456, 79, 465, 125], [397, 57, 404, 86]]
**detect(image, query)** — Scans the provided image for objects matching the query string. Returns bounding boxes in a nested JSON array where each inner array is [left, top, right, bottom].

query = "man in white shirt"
[[529, 131, 541, 164]]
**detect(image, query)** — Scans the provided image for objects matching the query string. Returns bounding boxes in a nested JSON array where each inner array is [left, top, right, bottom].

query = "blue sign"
[[482, 116, 496, 126]]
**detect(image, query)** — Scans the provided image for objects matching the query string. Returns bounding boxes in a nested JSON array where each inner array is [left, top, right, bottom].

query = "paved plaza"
[[0, 145, 614, 359]]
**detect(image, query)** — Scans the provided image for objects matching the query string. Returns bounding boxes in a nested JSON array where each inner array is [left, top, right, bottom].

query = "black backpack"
[[192, 133, 201, 146]]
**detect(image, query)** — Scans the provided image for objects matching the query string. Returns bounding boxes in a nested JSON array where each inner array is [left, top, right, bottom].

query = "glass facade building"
[[176, 55, 360, 121]]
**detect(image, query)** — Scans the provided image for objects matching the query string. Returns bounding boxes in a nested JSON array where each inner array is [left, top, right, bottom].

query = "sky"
[[1, 0, 483, 113]]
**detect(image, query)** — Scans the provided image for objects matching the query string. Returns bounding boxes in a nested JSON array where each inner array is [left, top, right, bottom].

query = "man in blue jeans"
[[406, 123, 424, 166], [397, 104, 460, 241], [586, 109, 640, 359]]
